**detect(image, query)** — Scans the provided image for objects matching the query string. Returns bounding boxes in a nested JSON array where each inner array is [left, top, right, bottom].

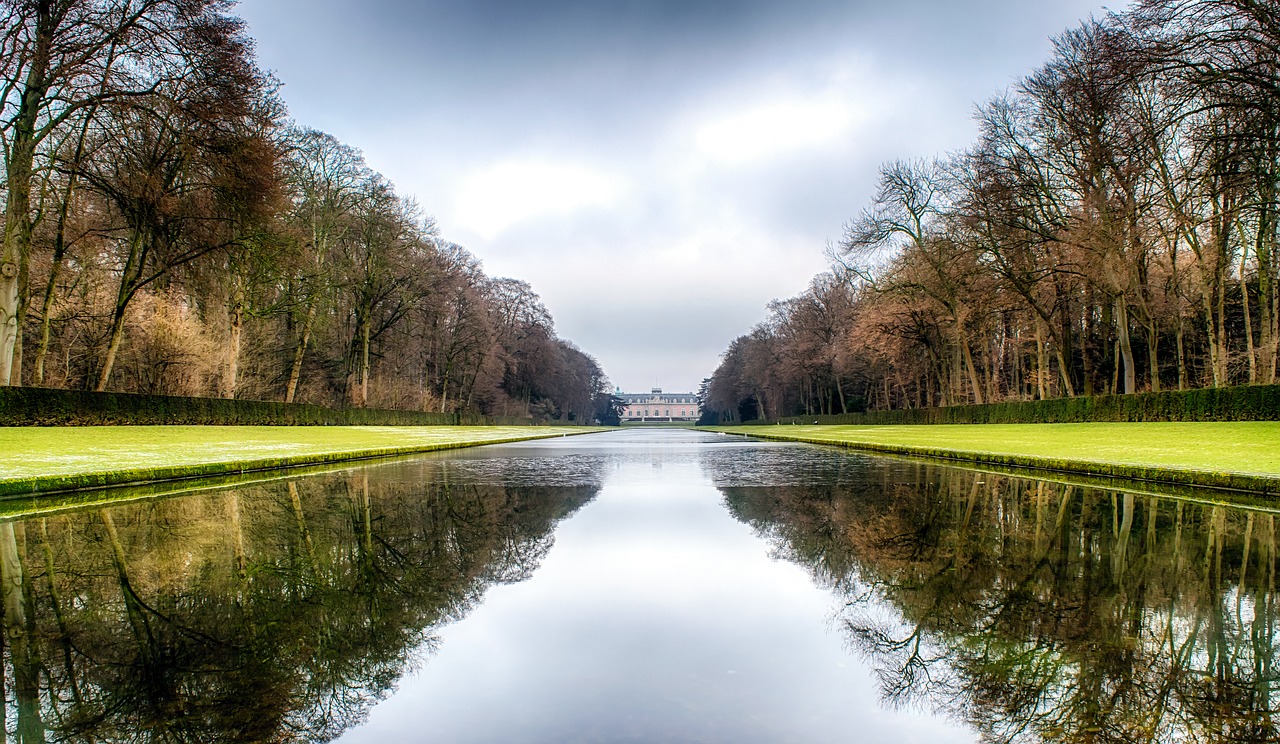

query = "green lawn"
[[709, 422, 1280, 490], [0, 425, 602, 496]]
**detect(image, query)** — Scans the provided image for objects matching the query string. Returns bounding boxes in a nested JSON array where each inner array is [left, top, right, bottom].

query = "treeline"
[[703, 0, 1280, 423], [0, 0, 614, 422]]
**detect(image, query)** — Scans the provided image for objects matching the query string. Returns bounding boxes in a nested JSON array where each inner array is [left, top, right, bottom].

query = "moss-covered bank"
[[0, 426, 609, 498], [706, 422, 1280, 494]]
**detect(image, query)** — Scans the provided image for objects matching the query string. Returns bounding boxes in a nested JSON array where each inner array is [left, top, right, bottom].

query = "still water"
[[2, 429, 1276, 742]]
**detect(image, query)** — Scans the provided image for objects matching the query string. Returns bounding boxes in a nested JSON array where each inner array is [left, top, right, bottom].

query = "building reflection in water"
[[706, 451, 1280, 744], [0, 457, 600, 743]]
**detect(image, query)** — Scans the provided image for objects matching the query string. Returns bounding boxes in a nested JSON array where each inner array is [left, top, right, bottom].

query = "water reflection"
[[6, 431, 1276, 743], [336, 431, 970, 744], [707, 451, 1280, 743], [0, 456, 601, 742]]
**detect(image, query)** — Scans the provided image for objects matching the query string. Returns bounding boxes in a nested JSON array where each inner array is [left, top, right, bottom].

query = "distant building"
[[617, 387, 698, 422]]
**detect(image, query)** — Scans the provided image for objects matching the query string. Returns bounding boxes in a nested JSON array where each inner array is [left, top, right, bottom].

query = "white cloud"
[[675, 53, 904, 171], [453, 159, 626, 239], [691, 95, 867, 166]]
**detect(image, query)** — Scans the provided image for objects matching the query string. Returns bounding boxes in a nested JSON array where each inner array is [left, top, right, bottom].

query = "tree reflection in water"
[[0, 458, 599, 742], [714, 457, 1280, 743]]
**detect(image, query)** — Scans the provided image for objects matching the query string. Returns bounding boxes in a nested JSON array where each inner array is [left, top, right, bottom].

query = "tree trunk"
[[959, 331, 984, 405], [1169, 236, 1188, 390], [1176, 315, 1188, 390], [1034, 321, 1049, 401], [1256, 143, 1278, 385], [228, 493, 247, 580], [949, 345, 962, 404], [32, 240, 64, 387], [1053, 335, 1076, 398], [359, 318, 371, 407], [1241, 238, 1257, 383], [11, 326, 23, 387], [0, 158, 32, 386], [96, 231, 148, 392], [288, 481, 318, 574], [925, 362, 936, 407], [39, 519, 82, 706], [1201, 276, 1223, 388], [96, 301, 130, 392], [1146, 319, 1161, 393], [1217, 273, 1229, 386], [0, 8, 54, 388], [1083, 290, 1096, 396], [1, 522, 44, 743], [284, 304, 315, 403], [1115, 296, 1136, 394], [934, 355, 948, 407], [984, 341, 995, 403], [223, 280, 244, 399], [353, 473, 374, 588], [1113, 492, 1134, 580], [463, 361, 483, 412], [1271, 281, 1280, 385], [101, 511, 154, 659], [1112, 340, 1121, 394]]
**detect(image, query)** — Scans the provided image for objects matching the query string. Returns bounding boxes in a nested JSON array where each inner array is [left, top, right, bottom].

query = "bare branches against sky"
[[237, 0, 1123, 391]]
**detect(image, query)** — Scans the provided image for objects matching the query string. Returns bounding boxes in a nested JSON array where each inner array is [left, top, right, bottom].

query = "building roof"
[[617, 392, 697, 402]]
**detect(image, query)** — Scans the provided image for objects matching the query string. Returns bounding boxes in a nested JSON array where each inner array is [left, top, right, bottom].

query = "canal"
[[2, 428, 1275, 742]]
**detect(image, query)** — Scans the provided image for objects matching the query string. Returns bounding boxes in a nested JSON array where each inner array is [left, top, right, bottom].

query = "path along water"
[[2, 429, 1275, 742]]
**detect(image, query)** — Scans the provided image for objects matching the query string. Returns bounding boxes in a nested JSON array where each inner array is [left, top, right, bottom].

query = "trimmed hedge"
[[0, 386, 571, 427], [760, 384, 1280, 426]]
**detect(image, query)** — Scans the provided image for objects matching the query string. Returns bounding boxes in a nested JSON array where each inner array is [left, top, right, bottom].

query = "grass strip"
[[705, 422, 1280, 495], [0, 425, 607, 498]]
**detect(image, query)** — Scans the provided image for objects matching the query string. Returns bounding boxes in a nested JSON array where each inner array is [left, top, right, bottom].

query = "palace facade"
[[618, 388, 699, 422]]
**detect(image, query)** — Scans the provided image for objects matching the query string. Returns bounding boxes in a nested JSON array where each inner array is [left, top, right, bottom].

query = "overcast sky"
[[236, 0, 1123, 394]]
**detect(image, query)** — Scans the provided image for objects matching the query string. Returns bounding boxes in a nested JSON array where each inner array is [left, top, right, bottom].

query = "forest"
[[0, 0, 615, 422], [703, 0, 1280, 423]]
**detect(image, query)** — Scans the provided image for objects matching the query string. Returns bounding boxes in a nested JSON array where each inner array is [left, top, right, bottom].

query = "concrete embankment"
[[708, 422, 1280, 495], [0, 426, 609, 498]]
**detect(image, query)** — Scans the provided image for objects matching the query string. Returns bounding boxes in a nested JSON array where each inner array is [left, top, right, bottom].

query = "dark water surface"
[[2, 429, 1276, 742]]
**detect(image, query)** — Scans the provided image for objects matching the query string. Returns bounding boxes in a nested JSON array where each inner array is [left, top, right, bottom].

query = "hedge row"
[[0, 387, 572, 427], [760, 384, 1280, 426]]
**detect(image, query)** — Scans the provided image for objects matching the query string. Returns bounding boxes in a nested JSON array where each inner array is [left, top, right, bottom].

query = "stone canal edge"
[[0, 429, 606, 500], [712, 428, 1280, 496]]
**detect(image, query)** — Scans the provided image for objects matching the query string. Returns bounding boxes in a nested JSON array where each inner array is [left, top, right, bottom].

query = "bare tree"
[[0, 0, 259, 386]]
